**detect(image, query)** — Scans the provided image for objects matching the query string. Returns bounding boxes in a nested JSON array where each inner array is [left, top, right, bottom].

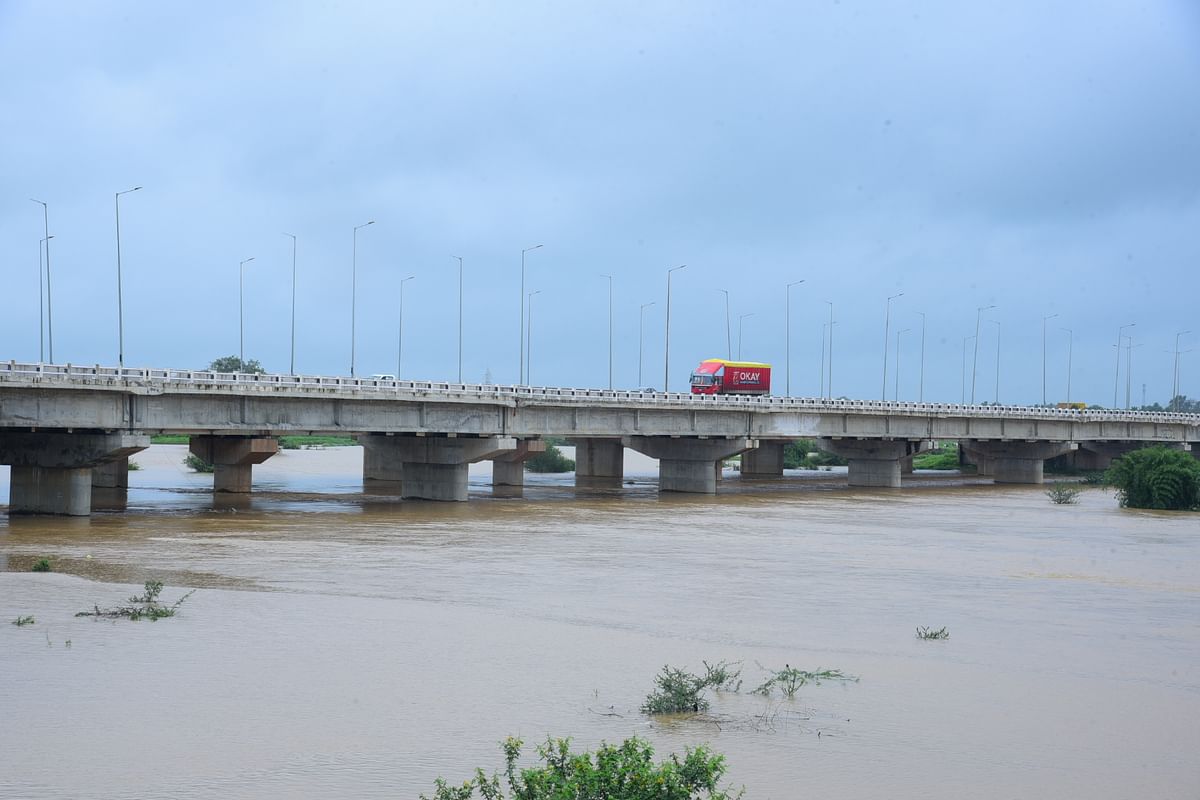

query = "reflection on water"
[[1, 448, 1198, 799]]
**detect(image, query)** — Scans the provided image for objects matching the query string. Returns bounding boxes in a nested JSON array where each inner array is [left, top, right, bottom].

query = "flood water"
[[1, 446, 1197, 799]]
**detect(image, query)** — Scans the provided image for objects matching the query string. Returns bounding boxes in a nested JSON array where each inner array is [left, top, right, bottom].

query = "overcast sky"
[[2, 1, 1197, 405]]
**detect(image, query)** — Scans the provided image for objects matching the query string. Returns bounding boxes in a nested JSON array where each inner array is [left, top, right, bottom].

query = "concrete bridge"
[[2, 361, 1198, 515]]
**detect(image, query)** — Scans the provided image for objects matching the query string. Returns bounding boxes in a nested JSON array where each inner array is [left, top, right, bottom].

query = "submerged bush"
[[1046, 483, 1082, 504], [1105, 447, 1200, 510]]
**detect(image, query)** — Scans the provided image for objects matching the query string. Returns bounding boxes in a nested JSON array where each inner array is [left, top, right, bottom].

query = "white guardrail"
[[2, 361, 1198, 425]]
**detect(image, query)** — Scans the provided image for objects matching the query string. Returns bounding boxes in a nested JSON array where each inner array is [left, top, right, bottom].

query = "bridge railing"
[[3, 360, 1198, 425]]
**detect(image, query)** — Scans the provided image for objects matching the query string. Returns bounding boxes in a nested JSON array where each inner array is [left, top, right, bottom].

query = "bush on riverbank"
[[1106, 447, 1200, 510], [913, 442, 960, 470], [184, 453, 214, 473], [525, 444, 575, 473], [421, 736, 739, 800], [782, 440, 848, 470]]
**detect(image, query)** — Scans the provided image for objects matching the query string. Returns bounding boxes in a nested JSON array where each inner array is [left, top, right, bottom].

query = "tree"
[[208, 356, 265, 374], [1105, 447, 1200, 511]]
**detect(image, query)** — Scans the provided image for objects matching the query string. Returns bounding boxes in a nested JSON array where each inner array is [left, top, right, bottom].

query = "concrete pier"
[[359, 435, 517, 501], [818, 439, 928, 488], [962, 441, 1076, 484], [0, 432, 148, 515], [189, 436, 279, 493], [741, 440, 786, 477], [572, 438, 625, 486], [626, 437, 757, 493], [491, 439, 547, 489]]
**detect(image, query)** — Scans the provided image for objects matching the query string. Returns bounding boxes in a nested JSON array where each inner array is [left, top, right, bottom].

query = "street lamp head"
[[889, 292, 904, 301], [402, 274, 416, 282], [1044, 313, 1059, 321], [523, 244, 543, 254], [283, 232, 296, 239], [788, 279, 805, 289], [240, 257, 255, 268]]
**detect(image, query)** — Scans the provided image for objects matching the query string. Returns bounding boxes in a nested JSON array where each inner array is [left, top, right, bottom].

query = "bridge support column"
[[92, 458, 130, 489], [361, 434, 405, 484], [626, 437, 757, 494], [363, 436, 517, 501], [818, 439, 928, 488], [741, 441, 786, 478], [491, 439, 547, 489], [0, 432, 149, 516], [962, 441, 1077, 484], [572, 438, 625, 486], [189, 436, 279, 493]]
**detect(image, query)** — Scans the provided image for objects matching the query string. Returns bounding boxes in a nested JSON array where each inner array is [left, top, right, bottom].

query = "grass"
[[11, 616, 35, 627], [278, 435, 358, 449], [127, 460, 142, 471], [913, 443, 961, 470], [32, 558, 51, 572], [1046, 483, 1082, 504], [150, 434, 189, 444], [76, 581, 195, 622], [916, 626, 950, 640]]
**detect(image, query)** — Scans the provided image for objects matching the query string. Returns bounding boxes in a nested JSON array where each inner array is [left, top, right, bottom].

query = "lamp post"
[[37, 236, 53, 362], [239, 257, 255, 366], [31, 199, 53, 362], [351, 220, 375, 377], [738, 313, 754, 360], [520, 244, 543, 384], [1113, 322, 1135, 408], [639, 302, 655, 388], [452, 256, 464, 383], [718, 289, 731, 360], [114, 186, 141, 367], [961, 336, 974, 404], [991, 319, 1001, 404], [1059, 328, 1073, 406], [916, 311, 926, 402], [894, 328, 910, 401], [284, 233, 297, 374], [397, 275, 415, 379], [664, 264, 686, 393], [1041, 313, 1058, 406], [971, 304, 996, 404], [1172, 330, 1190, 408], [882, 292, 903, 400], [527, 289, 542, 385], [786, 279, 804, 396], [819, 321, 827, 399], [825, 301, 834, 399], [600, 274, 613, 389]]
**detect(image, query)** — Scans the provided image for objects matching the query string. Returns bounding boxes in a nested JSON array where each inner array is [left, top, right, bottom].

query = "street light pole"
[[351, 220, 375, 377], [738, 313, 754, 360], [1041, 313, 1058, 406], [1113, 322, 1135, 408], [452, 256, 464, 383], [284, 233, 297, 374], [819, 322, 827, 399], [825, 301, 834, 399], [114, 186, 142, 368], [600, 274, 613, 389], [239, 257, 256, 366], [894, 328, 910, 401], [31, 199, 53, 362], [1060, 328, 1073, 405], [527, 290, 542, 385], [786, 279, 804, 396], [1172, 330, 1190, 407], [37, 236, 53, 362], [991, 319, 1001, 404], [971, 304, 996, 404], [916, 311, 926, 402], [718, 289, 731, 360], [961, 336, 974, 404], [397, 275, 415, 379], [520, 244, 543, 384], [664, 265, 686, 393], [639, 302, 655, 388], [882, 292, 903, 400]]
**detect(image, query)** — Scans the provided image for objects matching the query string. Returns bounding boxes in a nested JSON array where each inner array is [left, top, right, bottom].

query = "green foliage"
[[151, 434, 189, 444], [76, 581, 195, 622], [11, 615, 35, 626], [752, 665, 858, 698], [31, 558, 51, 572], [184, 453, 214, 473], [1045, 483, 1082, 505], [277, 435, 358, 449], [782, 440, 848, 470], [642, 665, 712, 714], [127, 460, 142, 471], [525, 444, 575, 473], [916, 626, 950, 640], [207, 356, 265, 374], [421, 736, 740, 800], [913, 443, 960, 470], [701, 659, 742, 692], [1105, 447, 1200, 511]]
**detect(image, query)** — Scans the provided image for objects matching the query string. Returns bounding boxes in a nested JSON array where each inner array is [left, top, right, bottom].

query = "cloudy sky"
[[1, 1, 1197, 405]]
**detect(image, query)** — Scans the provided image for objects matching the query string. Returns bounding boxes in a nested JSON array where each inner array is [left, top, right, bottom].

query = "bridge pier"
[[626, 437, 757, 493], [360, 435, 516, 501], [0, 432, 148, 515], [572, 438, 625, 487], [962, 441, 1076, 484], [491, 439, 547, 492], [189, 436, 279, 493], [741, 441, 786, 477], [818, 439, 928, 488]]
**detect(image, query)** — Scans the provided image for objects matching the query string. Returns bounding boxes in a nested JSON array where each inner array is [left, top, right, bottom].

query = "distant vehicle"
[[1056, 402, 1086, 410], [370, 373, 396, 381], [689, 359, 771, 395]]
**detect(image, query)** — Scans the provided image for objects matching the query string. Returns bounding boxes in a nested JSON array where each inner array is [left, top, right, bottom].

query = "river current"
[[1, 446, 1197, 798]]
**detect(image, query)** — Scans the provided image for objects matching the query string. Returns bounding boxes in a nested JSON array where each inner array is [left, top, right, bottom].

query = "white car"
[[369, 374, 396, 381]]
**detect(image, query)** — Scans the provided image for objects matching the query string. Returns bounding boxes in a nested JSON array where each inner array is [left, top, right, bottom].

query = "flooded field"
[[2, 446, 1197, 798]]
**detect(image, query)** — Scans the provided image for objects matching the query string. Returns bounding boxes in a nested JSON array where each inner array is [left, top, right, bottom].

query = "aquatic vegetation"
[[916, 626, 950, 640], [1046, 483, 1082, 504], [701, 659, 743, 692], [753, 665, 858, 698], [11, 616, 35, 626], [642, 665, 712, 714], [76, 581, 194, 622], [31, 558, 51, 572]]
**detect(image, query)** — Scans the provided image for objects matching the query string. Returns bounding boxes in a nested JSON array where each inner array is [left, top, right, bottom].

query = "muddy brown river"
[[1, 446, 1197, 798]]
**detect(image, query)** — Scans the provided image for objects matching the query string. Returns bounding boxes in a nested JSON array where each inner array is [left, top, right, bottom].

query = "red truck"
[[689, 359, 772, 395]]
